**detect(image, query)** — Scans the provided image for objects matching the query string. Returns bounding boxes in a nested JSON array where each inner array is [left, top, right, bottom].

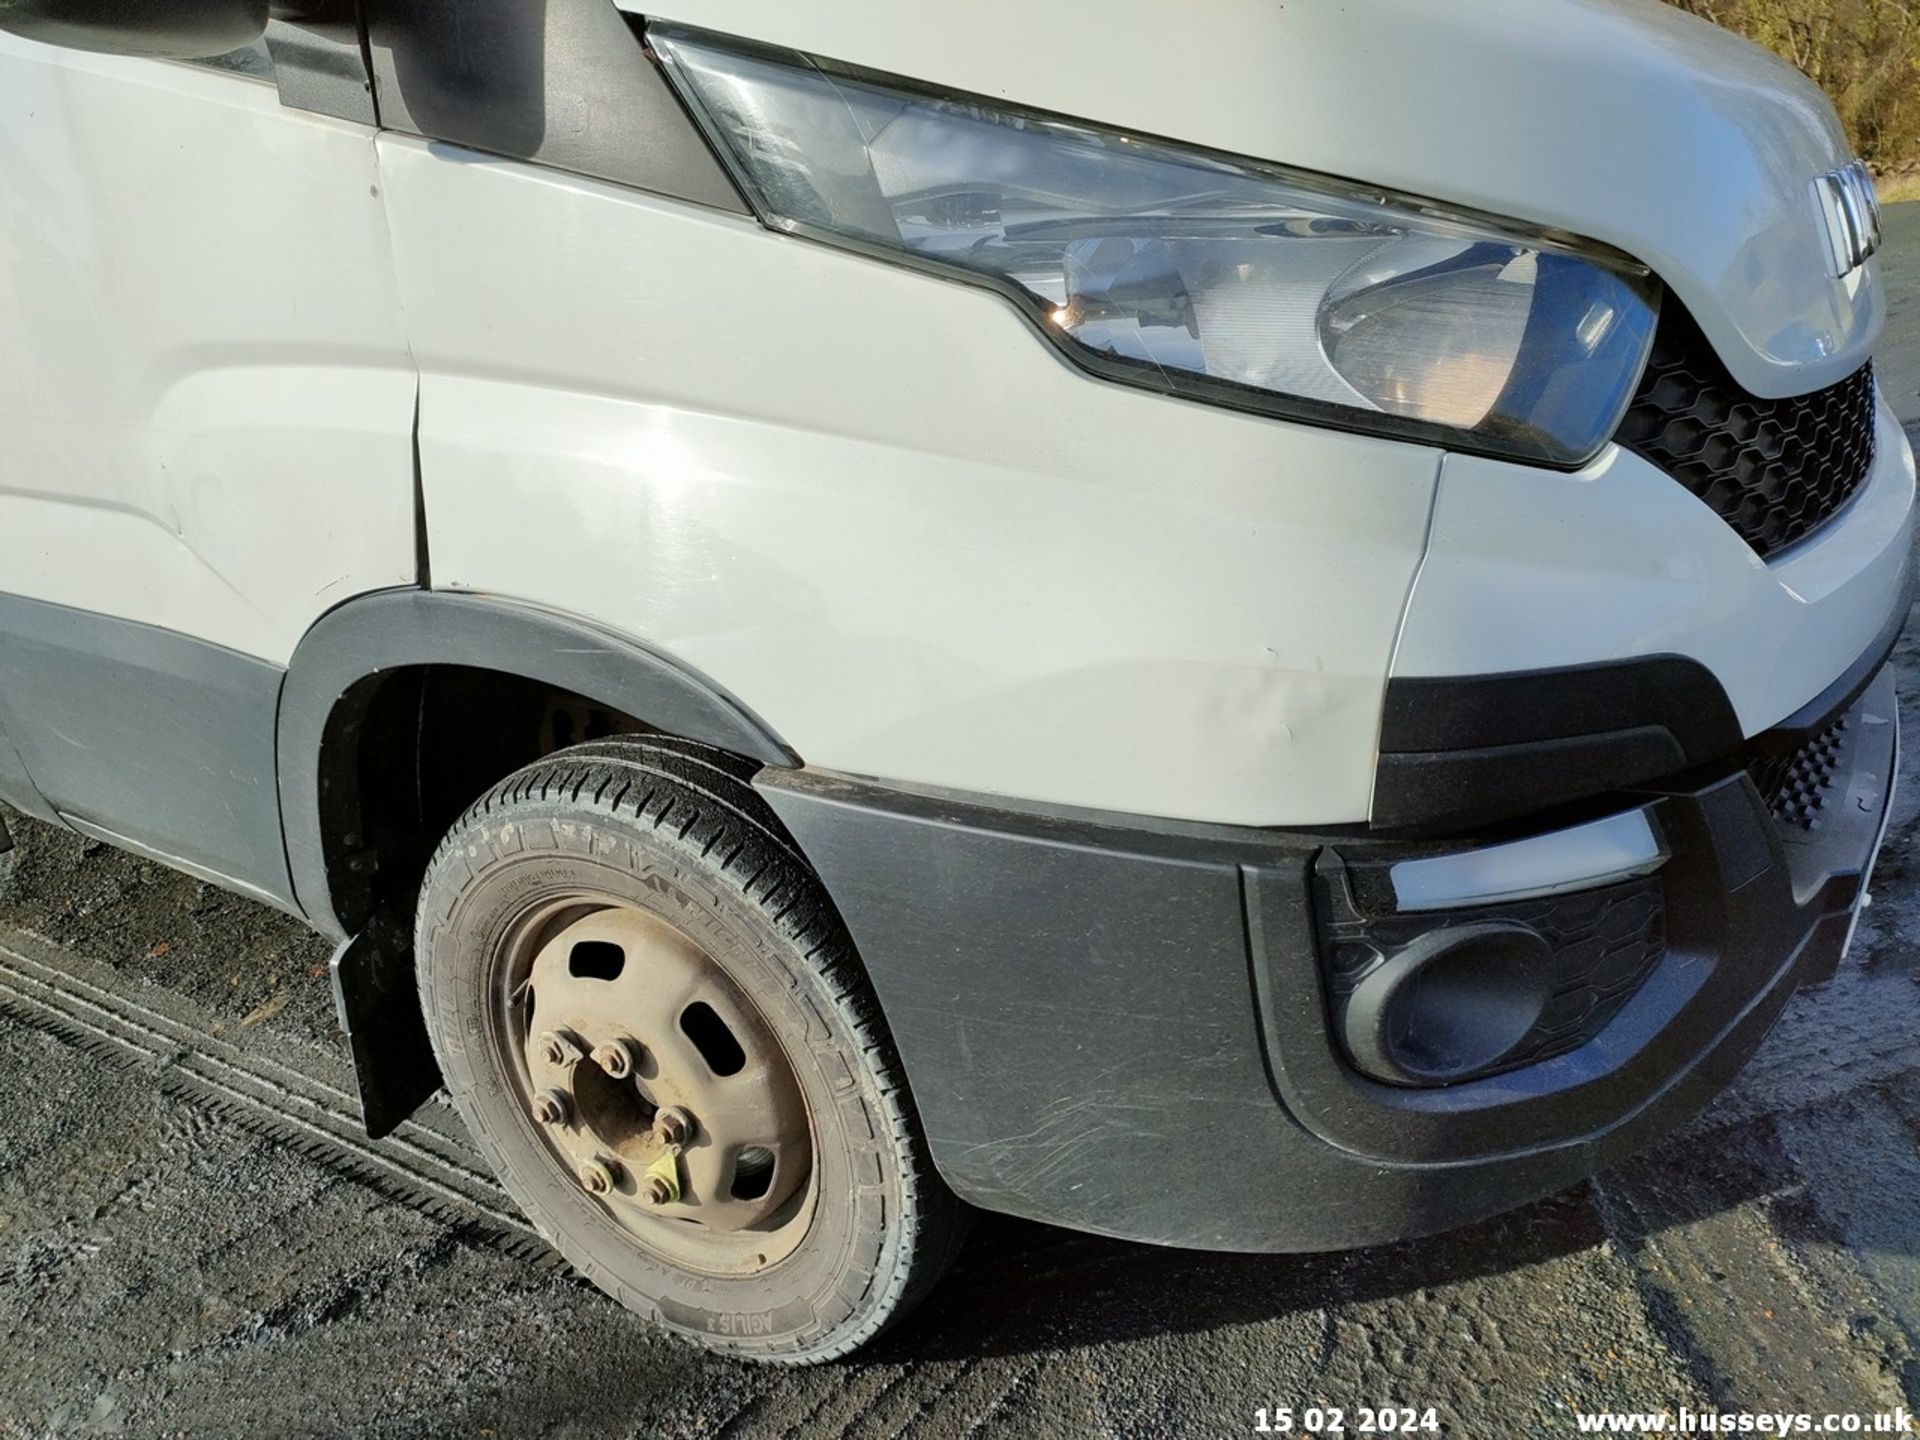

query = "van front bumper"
[[757, 666, 1900, 1252]]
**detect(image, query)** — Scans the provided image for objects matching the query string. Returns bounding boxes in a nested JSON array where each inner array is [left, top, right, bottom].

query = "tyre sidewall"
[[418, 807, 899, 1357]]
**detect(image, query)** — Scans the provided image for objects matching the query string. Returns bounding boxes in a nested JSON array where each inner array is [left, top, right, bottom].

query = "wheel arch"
[[277, 587, 799, 942]]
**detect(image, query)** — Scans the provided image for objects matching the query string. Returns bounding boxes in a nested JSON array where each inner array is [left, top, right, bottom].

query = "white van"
[[0, 0, 1908, 1362]]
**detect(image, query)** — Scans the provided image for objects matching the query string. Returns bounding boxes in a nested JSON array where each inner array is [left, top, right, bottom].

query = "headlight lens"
[[653, 27, 1658, 466]]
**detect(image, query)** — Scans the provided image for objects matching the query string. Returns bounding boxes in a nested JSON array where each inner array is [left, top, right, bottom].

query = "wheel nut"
[[538, 1029, 583, 1067], [578, 1157, 618, 1196], [653, 1105, 693, 1148], [533, 1089, 570, 1126], [591, 1036, 640, 1078], [644, 1175, 674, 1206]]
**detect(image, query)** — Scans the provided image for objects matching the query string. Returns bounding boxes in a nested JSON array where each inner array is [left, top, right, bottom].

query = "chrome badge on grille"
[[1814, 160, 1883, 277]]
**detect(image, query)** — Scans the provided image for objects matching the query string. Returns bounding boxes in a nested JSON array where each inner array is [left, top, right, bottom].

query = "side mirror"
[[0, 0, 268, 59]]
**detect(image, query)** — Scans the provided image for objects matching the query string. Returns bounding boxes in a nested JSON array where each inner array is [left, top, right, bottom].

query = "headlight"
[[652, 26, 1659, 467]]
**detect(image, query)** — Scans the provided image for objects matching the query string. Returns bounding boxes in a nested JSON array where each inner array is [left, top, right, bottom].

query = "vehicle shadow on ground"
[[856, 1105, 1821, 1364]]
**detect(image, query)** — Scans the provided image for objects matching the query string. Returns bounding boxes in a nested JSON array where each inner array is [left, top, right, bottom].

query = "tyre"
[[414, 736, 964, 1361]]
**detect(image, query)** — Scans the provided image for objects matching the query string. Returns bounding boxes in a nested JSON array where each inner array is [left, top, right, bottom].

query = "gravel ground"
[[3, 215, 1920, 1440]]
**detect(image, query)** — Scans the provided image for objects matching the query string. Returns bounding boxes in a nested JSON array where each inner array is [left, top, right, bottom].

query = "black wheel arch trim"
[[277, 587, 798, 939]]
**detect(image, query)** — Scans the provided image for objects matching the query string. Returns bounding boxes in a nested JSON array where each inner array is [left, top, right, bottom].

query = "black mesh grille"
[[1751, 714, 1852, 832], [1615, 310, 1876, 560]]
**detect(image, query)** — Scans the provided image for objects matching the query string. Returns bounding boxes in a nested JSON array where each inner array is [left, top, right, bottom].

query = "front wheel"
[[414, 737, 963, 1361]]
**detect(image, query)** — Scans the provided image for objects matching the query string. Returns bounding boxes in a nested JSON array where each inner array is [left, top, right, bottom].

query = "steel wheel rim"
[[490, 893, 818, 1276]]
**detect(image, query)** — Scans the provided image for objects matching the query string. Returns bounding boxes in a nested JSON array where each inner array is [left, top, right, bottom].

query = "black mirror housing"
[[0, 0, 268, 59]]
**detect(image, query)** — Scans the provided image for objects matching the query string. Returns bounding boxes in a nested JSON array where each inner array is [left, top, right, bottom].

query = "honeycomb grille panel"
[[1615, 311, 1876, 560], [1751, 715, 1851, 832]]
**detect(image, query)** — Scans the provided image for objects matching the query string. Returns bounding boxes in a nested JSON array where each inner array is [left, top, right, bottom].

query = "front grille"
[[1615, 310, 1876, 560]]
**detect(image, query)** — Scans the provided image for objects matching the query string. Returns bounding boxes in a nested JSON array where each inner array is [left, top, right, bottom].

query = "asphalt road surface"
[[7, 214, 1920, 1440]]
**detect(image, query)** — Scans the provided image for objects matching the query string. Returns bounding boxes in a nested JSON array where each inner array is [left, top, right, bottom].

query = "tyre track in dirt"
[[0, 925, 556, 1268]]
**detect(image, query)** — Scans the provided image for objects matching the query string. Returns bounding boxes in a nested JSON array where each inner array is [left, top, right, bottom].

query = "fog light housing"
[[1341, 923, 1554, 1085], [1316, 808, 1669, 1088]]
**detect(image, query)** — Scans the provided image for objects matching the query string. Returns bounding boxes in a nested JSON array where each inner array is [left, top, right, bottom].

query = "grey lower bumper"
[[758, 668, 1900, 1253]]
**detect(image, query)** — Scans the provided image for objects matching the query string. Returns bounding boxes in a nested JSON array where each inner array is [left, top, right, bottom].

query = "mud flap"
[[329, 909, 442, 1139]]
